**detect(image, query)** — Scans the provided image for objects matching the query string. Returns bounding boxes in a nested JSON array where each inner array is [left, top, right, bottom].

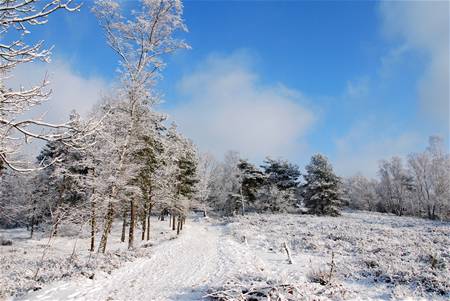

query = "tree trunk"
[[240, 187, 245, 216], [128, 199, 135, 250], [98, 202, 114, 253], [53, 179, 66, 236], [176, 216, 181, 235], [172, 213, 176, 231], [30, 215, 35, 238], [52, 209, 61, 236], [90, 199, 96, 252], [141, 217, 146, 240], [180, 216, 184, 231], [146, 204, 152, 241], [141, 206, 147, 241], [121, 206, 127, 243]]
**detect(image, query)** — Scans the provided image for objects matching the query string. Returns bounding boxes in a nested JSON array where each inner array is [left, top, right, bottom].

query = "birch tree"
[[195, 152, 216, 217], [408, 136, 450, 219]]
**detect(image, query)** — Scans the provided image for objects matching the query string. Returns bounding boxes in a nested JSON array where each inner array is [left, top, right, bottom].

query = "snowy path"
[[19, 219, 265, 301]]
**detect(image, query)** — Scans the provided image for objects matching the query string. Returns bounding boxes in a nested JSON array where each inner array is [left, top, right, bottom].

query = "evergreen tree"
[[302, 154, 342, 216], [237, 159, 265, 214], [261, 158, 301, 190], [34, 139, 90, 234], [260, 158, 301, 212], [177, 143, 199, 200]]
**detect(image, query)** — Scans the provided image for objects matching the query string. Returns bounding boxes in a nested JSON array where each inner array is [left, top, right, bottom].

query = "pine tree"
[[260, 158, 301, 212], [34, 139, 91, 235], [237, 159, 265, 215], [261, 158, 301, 190], [133, 112, 166, 241], [302, 154, 342, 216]]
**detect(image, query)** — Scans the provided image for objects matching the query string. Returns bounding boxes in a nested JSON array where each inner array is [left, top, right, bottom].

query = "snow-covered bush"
[[206, 274, 352, 301]]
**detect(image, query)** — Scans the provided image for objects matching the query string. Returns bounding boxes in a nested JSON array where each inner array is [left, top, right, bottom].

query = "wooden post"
[[283, 241, 294, 264]]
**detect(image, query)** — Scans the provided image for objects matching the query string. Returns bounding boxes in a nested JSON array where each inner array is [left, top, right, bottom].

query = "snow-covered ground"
[[0, 217, 177, 299], [224, 210, 450, 300], [1, 211, 449, 300], [7, 217, 264, 301]]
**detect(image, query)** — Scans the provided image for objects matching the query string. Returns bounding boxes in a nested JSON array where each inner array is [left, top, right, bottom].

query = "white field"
[[1, 211, 449, 300]]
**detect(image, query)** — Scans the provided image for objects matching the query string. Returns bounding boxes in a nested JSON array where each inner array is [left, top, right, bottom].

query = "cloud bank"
[[333, 119, 421, 177], [379, 1, 449, 125], [169, 52, 316, 162], [9, 60, 108, 123], [6, 60, 108, 157]]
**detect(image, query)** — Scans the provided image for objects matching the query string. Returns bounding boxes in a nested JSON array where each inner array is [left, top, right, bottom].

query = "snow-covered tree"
[[133, 111, 166, 241], [377, 157, 414, 216], [408, 136, 450, 219], [237, 159, 265, 215], [165, 124, 198, 209], [302, 154, 342, 216], [208, 151, 241, 215], [0, 0, 102, 171], [194, 152, 217, 216], [259, 158, 301, 212], [261, 158, 301, 190], [91, 0, 189, 252], [34, 136, 91, 235], [0, 170, 34, 228], [345, 174, 379, 211]]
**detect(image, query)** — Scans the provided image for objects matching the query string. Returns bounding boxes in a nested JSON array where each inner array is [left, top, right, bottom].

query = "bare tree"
[[195, 152, 216, 216], [409, 136, 450, 219], [0, 0, 99, 171]]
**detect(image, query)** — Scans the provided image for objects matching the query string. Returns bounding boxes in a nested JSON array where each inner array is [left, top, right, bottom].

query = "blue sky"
[[18, 0, 449, 176]]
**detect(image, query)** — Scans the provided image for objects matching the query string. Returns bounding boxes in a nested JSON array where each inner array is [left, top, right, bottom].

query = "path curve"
[[20, 219, 264, 301]]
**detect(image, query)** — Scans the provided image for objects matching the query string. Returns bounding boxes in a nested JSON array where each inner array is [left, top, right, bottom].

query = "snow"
[[224, 210, 450, 300], [0, 217, 176, 299], [13, 217, 263, 301], [2, 211, 449, 300]]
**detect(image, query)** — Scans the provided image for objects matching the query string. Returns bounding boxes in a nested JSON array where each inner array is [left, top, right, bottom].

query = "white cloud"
[[379, 1, 449, 125], [168, 52, 316, 162], [6, 60, 108, 157], [333, 120, 422, 177], [8, 59, 108, 123]]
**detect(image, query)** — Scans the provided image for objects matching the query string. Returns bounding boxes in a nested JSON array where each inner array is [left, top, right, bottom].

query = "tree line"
[[199, 135, 450, 221], [0, 0, 199, 253], [199, 151, 343, 217], [345, 136, 450, 220]]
